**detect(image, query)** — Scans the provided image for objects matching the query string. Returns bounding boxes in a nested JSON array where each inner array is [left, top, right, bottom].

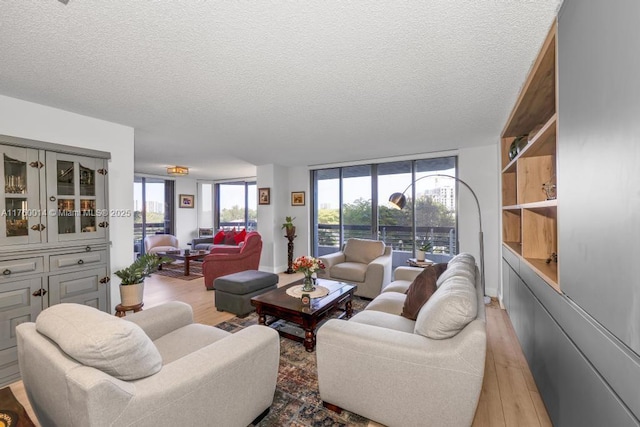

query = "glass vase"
[[302, 275, 315, 292]]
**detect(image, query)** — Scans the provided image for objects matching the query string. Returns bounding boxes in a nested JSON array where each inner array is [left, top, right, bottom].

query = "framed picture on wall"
[[179, 194, 194, 208], [291, 191, 305, 206], [258, 187, 270, 205]]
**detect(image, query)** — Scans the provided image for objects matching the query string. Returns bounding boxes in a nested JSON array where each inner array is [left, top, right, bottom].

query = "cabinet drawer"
[[50, 250, 107, 271], [0, 257, 44, 280]]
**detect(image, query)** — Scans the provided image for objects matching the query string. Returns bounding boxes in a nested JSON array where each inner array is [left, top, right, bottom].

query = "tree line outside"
[[318, 195, 455, 253]]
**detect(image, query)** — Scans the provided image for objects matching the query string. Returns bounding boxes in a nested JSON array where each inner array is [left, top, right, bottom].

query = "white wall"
[[174, 177, 198, 247], [0, 94, 134, 310], [458, 144, 500, 297]]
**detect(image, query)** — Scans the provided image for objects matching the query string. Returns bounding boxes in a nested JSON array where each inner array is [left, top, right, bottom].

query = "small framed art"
[[258, 187, 270, 205], [291, 191, 305, 206], [179, 194, 194, 208]]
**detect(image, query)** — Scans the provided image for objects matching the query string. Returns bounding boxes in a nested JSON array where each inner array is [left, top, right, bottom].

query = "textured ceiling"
[[0, 1, 562, 180]]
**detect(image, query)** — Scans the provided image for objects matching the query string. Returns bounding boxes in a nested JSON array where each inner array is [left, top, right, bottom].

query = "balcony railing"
[[317, 224, 456, 268]]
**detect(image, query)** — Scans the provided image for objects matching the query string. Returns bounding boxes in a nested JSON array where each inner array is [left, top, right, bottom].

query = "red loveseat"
[[202, 231, 262, 290]]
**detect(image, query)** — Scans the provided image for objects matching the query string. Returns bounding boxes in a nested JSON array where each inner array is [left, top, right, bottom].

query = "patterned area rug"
[[0, 387, 35, 427], [153, 262, 203, 280], [215, 297, 372, 427]]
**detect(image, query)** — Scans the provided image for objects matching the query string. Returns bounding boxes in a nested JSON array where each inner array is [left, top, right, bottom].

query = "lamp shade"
[[167, 166, 189, 176], [388, 192, 407, 210]]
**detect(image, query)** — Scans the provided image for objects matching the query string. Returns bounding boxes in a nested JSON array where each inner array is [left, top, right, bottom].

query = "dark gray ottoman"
[[214, 270, 279, 316]]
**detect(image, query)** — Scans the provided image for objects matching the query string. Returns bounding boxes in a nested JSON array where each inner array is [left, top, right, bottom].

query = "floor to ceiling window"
[[215, 181, 257, 230], [313, 156, 457, 269], [133, 177, 175, 255]]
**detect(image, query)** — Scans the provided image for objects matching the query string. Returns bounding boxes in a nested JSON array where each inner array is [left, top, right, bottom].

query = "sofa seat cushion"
[[382, 280, 412, 294], [343, 238, 385, 264], [349, 310, 415, 334], [36, 303, 162, 380], [415, 276, 477, 339], [153, 323, 230, 364], [148, 245, 179, 254], [331, 262, 367, 283], [364, 292, 406, 315], [194, 243, 213, 251]]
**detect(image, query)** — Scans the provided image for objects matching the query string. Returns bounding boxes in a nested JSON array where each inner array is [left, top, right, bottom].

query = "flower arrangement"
[[293, 255, 325, 278]]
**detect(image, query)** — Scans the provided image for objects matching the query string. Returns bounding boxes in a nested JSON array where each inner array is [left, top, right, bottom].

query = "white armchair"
[[318, 238, 392, 299], [16, 301, 279, 427], [144, 234, 179, 254]]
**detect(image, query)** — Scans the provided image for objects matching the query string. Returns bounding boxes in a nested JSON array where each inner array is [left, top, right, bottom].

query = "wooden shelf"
[[503, 242, 523, 256], [523, 257, 559, 293], [501, 22, 559, 292], [502, 114, 557, 174], [502, 23, 557, 139]]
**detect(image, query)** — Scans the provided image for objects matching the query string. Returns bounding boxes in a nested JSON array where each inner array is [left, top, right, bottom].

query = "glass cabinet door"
[[46, 152, 107, 242], [0, 146, 44, 245]]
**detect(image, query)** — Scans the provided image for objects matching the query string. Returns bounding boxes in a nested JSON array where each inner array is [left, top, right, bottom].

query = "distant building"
[[424, 186, 455, 211]]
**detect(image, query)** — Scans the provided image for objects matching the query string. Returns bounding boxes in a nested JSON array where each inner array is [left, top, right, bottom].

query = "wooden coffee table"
[[251, 278, 356, 352], [156, 250, 206, 276]]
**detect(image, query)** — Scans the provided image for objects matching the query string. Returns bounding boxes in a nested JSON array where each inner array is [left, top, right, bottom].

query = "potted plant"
[[416, 240, 433, 262], [114, 253, 170, 306], [282, 216, 296, 239]]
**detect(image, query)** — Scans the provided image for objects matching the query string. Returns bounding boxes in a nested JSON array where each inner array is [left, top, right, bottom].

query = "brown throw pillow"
[[223, 229, 237, 245], [401, 263, 449, 320]]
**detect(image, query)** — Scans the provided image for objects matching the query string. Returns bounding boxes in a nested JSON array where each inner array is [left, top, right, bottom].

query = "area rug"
[[153, 262, 203, 280], [0, 387, 36, 427], [216, 297, 372, 427]]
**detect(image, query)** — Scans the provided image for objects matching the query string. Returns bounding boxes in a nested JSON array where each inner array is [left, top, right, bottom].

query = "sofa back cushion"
[[414, 276, 477, 339], [436, 262, 476, 287], [343, 238, 385, 264], [36, 303, 163, 380], [401, 263, 448, 320]]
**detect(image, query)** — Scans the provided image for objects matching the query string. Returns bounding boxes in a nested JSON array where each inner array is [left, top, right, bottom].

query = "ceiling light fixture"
[[167, 166, 189, 176]]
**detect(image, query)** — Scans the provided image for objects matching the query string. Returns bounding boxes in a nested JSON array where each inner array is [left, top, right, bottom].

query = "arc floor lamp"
[[388, 174, 490, 304]]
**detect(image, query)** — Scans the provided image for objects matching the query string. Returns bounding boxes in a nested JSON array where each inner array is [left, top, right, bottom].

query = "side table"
[[115, 302, 144, 317]]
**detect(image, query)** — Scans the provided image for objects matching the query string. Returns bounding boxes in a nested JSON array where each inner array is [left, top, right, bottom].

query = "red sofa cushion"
[[213, 230, 225, 244]]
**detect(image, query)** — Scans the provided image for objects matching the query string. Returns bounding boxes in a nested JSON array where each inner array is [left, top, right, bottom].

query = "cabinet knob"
[[99, 276, 111, 284], [2, 269, 11, 276], [85, 246, 92, 252], [30, 224, 45, 231], [98, 221, 109, 228], [49, 196, 56, 202], [32, 289, 47, 297], [77, 259, 84, 265]]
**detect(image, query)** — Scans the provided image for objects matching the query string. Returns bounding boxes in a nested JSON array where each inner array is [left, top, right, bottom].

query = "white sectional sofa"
[[316, 253, 486, 427]]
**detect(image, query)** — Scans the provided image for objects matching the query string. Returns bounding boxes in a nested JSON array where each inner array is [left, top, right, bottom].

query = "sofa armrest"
[[317, 318, 486, 427], [393, 266, 423, 282], [318, 252, 346, 276], [125, 301, 193, 341]]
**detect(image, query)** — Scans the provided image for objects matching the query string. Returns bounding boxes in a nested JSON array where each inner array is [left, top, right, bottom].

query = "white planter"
[[119, 283, 144, 306], [416, 250, 426, 261]]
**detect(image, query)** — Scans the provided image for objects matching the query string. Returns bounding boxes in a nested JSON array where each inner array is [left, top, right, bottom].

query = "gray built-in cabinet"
[[0, 134, 111, 387], [501, 0, 640, 425]]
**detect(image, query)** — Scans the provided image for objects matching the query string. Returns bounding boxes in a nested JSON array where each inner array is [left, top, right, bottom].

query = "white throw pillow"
[[36, 303, 162, 380], [414, 276, 477, 339]]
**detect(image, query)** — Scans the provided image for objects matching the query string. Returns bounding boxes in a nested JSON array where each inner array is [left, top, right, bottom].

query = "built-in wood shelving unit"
[[501, 22, 559, 292]]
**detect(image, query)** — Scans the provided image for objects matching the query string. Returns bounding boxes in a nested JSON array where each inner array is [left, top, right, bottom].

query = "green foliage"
[[114, 254, 171, 285], [417, 240, 433, 252], [281, 216, 296, 229], [220, 205, 256, 223]]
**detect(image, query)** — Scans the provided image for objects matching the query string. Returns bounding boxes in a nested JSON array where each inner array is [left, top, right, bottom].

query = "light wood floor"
[[10, 271, 551, 427]]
